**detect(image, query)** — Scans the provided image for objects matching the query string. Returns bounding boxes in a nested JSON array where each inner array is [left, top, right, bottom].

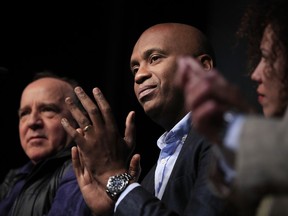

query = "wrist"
[[218, 111, 239, 145]]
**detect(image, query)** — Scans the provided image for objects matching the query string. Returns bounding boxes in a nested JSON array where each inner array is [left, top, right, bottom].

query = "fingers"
[[65, 95, 91, 130], [92, 87, 117, 131], [65, 86, 119, 141], [175, 56, 189, 87], [73, 87, 103, 130], [61, 118, 85, 145], [124, 111, 136, 150], [71, 146, 82, 179], [76, 128, 85, 136], [180, 60, 248, 114], [192, 100, 226, 129], [129, 154, 141, 182], [176, 56, 206, 87], [72, 87, 118, 133]]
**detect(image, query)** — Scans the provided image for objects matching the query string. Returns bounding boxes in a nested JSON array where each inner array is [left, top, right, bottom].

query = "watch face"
[[106, 173, 132, 200], [107, 176, 126, 193]]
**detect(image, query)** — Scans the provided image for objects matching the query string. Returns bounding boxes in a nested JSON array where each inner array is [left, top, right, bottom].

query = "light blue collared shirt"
[[155, 113, 191, 199], [115, 113, 191, 210]]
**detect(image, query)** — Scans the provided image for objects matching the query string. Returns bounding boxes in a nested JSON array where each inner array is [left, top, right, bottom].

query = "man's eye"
[[150, 55, 162, 64], [43, 107, 55, 112], [42, 106, 60, 114], [131, 67, 139, 76], [151, 56, 159, 63], [19, 110, 29, 118]]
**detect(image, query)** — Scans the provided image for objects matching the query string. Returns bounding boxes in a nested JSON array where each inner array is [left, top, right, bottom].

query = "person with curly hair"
[[176, 0, 288, 215]]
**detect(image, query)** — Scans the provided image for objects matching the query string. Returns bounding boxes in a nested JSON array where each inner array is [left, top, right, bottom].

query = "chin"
[[28, 152, 50, 164]]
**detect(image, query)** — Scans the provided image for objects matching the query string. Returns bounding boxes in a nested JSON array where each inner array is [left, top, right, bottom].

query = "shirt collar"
[[157, 112, 191, 150]]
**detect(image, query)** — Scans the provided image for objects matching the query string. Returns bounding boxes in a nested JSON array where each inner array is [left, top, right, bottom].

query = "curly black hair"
[[237, 0, 288, 82]]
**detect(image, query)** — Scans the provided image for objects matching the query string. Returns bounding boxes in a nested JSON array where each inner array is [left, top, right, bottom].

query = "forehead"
[[261, 25, 275, 49], [20, 78, 73, 106], [133, 30, 174, 52], [132, 26, 196, 58]]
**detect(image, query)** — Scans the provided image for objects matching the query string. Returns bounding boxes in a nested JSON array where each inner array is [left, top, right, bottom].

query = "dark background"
[[0, 0, 258, 181]]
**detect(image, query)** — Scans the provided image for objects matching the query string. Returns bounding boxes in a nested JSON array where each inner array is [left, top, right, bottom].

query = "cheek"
[[263, 74, 280, 92], [45, 117, 67, 136], [134, 85, 137, 96], [19, 123, 27, 146], [50, 123, 67, 137], [49, 125, 69, 148], [269, 78, 283, 96]]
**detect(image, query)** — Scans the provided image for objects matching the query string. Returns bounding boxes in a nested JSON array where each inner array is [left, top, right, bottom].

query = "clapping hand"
[[61, 87, 140, 215]]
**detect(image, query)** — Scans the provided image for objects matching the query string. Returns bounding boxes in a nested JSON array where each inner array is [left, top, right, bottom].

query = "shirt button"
[[161, 159, 166, 164]]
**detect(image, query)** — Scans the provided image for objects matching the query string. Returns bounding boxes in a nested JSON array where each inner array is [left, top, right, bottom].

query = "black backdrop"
[[0, 0, 257, 182]]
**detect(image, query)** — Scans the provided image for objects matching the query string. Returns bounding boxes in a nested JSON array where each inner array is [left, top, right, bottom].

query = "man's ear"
[[196, 54, 214, 71]]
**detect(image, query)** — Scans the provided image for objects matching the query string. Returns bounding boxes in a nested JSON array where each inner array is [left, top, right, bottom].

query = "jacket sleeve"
[[236, 114, 288, 196], [115, 186, 178, 216]]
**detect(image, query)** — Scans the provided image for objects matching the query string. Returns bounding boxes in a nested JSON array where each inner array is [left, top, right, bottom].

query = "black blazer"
[[115, 128, 230, 216]]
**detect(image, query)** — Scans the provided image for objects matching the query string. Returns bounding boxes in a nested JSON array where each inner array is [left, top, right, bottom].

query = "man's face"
[[18, 78, 73, 164], [130, 27, 185, 124]]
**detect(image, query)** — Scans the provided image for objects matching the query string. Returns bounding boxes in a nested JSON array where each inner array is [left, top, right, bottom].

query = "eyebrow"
[[130, 48, 165, 69]]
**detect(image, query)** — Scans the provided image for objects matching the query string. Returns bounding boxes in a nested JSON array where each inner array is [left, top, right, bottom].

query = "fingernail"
[[61, 118, 68, 126], [93, 87, 100, 94]]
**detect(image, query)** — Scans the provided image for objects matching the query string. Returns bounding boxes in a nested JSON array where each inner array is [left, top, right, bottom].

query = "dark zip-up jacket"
[[0, 143, 91, 216]]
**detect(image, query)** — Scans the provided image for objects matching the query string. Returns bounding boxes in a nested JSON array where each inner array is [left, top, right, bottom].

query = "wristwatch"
[[106, 173, 133, 201]]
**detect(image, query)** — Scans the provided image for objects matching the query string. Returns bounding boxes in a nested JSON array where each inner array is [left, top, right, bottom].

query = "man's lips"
[[138, 85, 156, 100], [28, 136, 46, 143]]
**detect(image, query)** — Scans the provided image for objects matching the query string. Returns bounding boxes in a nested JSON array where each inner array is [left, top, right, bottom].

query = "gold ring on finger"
[[83, 124, 93, 132]]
